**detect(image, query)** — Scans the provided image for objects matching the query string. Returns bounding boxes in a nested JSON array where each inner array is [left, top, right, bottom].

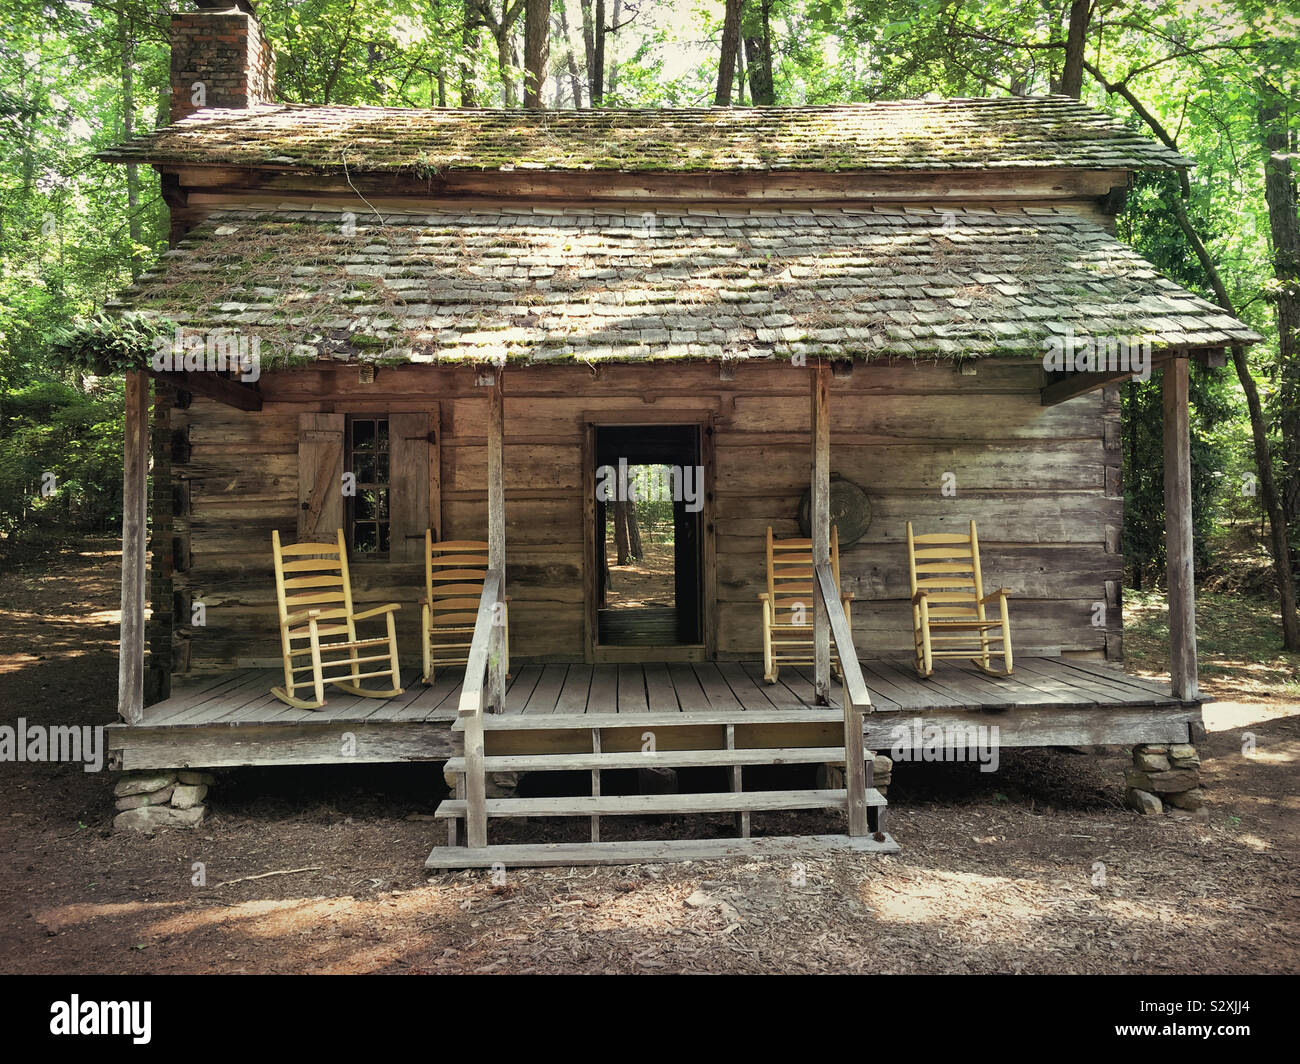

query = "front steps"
[[427, 711, 897, 869], [425, 833, 899, 868]]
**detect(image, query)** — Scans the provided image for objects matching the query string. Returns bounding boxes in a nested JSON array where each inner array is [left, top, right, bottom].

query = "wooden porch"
[[107, 656, 1201, 773]]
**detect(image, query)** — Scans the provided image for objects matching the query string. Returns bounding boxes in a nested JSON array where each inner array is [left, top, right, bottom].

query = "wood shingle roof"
[[99, 98, 1192, 173], [108, 204, 1258, 368]]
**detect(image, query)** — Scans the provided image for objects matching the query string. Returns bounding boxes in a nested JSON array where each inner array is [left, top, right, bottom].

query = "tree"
[[741, 0, 774, 105], [470, 0, 526, 106], [1258, 82, 1300, 529], [715, 0, 743, 105], [523, 0, 551, 108], [1058, 0, 1090, 98], [460, 0, 480, 105]]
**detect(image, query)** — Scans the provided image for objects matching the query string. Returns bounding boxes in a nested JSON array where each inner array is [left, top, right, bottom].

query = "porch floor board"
[[120, 656, 1189, 730]]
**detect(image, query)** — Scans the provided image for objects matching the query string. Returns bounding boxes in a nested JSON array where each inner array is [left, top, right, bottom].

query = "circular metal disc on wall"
[[798, 475, 872, 548]]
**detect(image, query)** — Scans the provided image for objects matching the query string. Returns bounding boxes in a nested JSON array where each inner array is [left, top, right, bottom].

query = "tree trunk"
[[742, 0, 774, 105], [715, 0, 743, 105], [497, 30, 515, 106], [558, 2, 583, 107], [461, 1, 478, 106], [735, 31, 745, 105], [580, 0, 596, 102], [119, 12, 140, 281], [591, 0, 606, 106], [1059, 0, 1089, 99], [523, 0, 550, 108], [625, 500, 643, 560], [606, 0, 622, 100], [613, 500, 630, 565], [1259, 89, 1300, 529]]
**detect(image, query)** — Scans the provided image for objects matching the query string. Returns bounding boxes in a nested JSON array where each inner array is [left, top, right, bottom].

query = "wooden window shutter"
[[388, 408, 440, 562], [297, 413, 345, 541]]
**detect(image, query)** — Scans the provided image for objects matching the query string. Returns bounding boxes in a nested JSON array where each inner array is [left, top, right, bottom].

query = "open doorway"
[[593, 424, 704, 649]]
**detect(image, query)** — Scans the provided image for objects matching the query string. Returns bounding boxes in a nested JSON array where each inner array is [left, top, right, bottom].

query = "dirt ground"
[[0, 539, 1297, 974], [604, 537, 674, 607]]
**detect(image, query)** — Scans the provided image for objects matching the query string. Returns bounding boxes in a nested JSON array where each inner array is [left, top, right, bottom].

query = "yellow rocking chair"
[[759, 526, 854, 684], [907, 519, 1013, 678], [271, 529, 403, 709], [420, 531, 502, 685]]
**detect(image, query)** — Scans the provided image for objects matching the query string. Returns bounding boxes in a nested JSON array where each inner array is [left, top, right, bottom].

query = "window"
[[346, 416, 390, 557]]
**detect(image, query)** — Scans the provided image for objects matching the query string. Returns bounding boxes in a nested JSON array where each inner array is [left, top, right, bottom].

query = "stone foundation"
[[113, 770, 214, 831], [817, 754, 893, 796], [1124, 743, 1206, 819]]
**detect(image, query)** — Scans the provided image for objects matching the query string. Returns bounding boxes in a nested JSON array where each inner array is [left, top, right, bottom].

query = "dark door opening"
[[594, 425, 704, 647]]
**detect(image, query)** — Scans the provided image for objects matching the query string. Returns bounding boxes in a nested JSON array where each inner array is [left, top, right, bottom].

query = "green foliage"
[[51, 313, 173, 378], [0, 0, 1293, 594], [0, 378, 124, 553]]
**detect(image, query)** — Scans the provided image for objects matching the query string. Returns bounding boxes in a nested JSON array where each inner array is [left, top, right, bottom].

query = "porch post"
[[487, 370, 507, 703], [1162, 357, 1198, 700], [118, 371, 150, 724], [811, 363, 831, 703]]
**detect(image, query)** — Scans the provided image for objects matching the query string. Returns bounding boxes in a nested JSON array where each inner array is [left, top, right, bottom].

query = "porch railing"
[[815, 563, 874, 837], [457, 568, 505, 849]]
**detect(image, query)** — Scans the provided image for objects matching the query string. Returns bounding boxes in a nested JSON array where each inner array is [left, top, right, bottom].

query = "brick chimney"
[[170, 1, 275, 122]]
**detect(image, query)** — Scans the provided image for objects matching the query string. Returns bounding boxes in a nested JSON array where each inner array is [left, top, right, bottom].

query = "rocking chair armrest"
[[758, 592, 771, 601], [910, 590, 930, 605], [282, 608, 322, 628], [352, 602, 401, 622], [840, 592, 854, 604], [979, 588, 1012, 606]]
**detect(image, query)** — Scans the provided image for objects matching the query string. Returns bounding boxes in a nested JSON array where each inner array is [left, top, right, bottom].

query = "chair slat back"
[[272, 529, 356, 642], [906, 520, 986, 620], [766, 526, 841, 624], [425, 531, 489, 628]]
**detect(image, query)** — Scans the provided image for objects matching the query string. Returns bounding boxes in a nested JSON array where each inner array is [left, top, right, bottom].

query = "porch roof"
[[99, 98, 1191, 173], [108, 203, 1259, 369]]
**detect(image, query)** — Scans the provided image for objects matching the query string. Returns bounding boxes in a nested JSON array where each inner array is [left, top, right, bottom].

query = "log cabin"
[[95, 2, 1260, 866]]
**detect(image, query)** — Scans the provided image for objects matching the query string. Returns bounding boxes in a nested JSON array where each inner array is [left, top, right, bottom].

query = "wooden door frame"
[[581, 410, 717, 664]]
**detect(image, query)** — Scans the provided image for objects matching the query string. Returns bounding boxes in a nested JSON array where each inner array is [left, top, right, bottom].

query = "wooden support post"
[[810, 364, 831, 703], [118, 371, 150, 724], [842, 682, 869, 837], [463, 713, 487, 848], [727, 724, 749, 838], [1162, 358, 1199, 700], [590, 728, 601, 843], [487, 372, 507, 707], [146, 381, 173, 705]]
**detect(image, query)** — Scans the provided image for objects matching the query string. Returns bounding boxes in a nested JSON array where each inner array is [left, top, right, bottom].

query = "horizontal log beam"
[[1040, 370, 1138, 406], [163, 163, 1131, 204], [157, 371, 262, 411]]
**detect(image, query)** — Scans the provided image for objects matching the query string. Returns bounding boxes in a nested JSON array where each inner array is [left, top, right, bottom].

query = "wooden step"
[[425, 832, 901, 868], [434, 788, 885, 820], [443, 746, 851, 776], [451, 708, 845, 732]]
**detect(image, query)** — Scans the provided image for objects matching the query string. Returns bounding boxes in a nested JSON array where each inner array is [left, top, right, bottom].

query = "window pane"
[[357, 489, 379, 520], [378, 522, 390, 554], [355, 523, 379, 553], [352, 419, 375, 451], [354, 455, 376, 483], [375, 420, 389, 449]]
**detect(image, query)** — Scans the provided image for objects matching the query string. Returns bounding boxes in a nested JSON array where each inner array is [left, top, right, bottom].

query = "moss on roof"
[[99, 98, 1191, 174], [105, 204, 1256, 370]]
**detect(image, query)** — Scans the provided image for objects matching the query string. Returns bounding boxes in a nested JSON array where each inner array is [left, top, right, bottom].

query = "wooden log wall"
[[170, 359, 1123, 673]]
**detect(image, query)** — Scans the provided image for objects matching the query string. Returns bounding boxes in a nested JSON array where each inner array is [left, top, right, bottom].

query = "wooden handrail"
[[816, 562, 871, 838], [814, 564, 872, 712], [457, 568, 504, 718]]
